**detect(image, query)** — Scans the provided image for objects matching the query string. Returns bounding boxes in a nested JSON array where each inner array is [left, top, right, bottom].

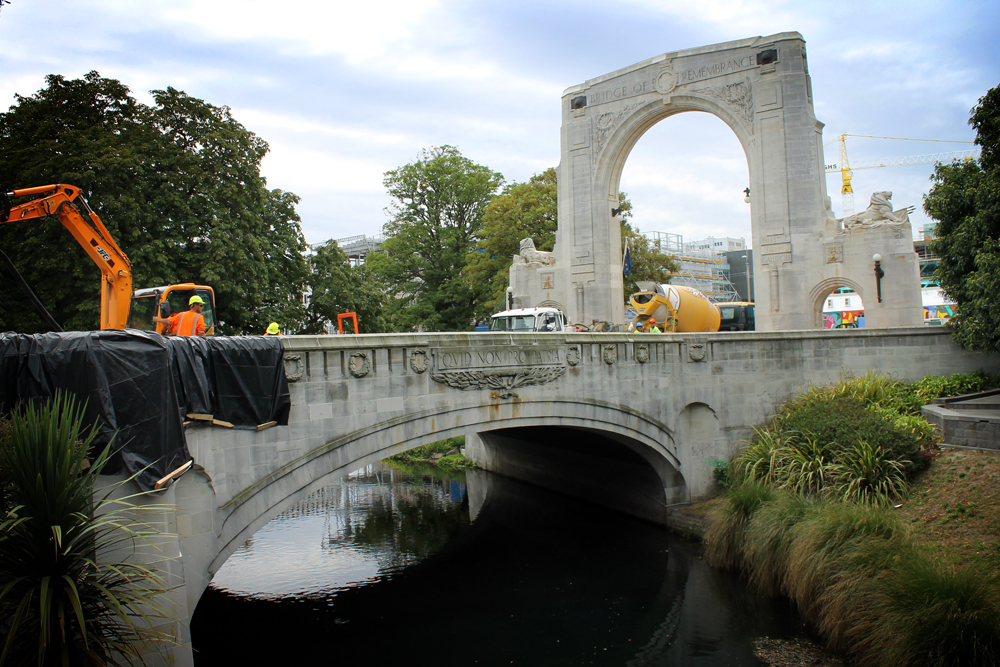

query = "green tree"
[[926, 83, 1000, 351], [370, 146, 503, 331], [0, 72, 309, 334], [464, 167, 558, 319], [303, 242, 388, 333]]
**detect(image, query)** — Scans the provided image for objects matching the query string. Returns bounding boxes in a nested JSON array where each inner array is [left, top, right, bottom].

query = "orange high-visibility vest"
[[170, 310, 206, 336]]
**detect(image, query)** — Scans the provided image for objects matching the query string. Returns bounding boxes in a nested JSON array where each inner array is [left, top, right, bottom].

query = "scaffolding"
[[643, 231, 742, 302]]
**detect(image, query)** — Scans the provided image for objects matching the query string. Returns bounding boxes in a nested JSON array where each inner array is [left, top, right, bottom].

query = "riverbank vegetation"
[[706, 371, 1000, 667], [386, 436, 477, 472], [0, 395, 172, 665]]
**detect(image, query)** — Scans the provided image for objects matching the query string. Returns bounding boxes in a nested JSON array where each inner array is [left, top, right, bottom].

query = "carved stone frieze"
[[693, 77, 754, 130], [349, 351, 370, 378], [566, 345, 582, 367], [409, 349, 428, 374], [688, 343, 707, 362], [283, 353, 304, 382], [431, 366, 566, 400], [825, 242, 844, 264]]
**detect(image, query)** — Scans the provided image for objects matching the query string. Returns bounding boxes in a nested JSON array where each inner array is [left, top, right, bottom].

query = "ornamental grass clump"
[[740, 492, 815, 597], [703, 482, 775, 571], [0, 394, 174, 666], [850, 553, 1000, 667]]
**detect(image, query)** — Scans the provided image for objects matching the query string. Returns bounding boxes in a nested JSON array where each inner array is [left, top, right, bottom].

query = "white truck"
[[488, 307, 568, 332]]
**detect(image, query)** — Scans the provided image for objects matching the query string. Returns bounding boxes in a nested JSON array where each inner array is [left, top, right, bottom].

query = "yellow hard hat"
[[266, 322, 280, 335], [189, 295, 205, 306]]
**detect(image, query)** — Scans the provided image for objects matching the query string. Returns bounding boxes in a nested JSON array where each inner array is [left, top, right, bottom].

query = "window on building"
[[827, 299, 833, 308], [845, 298, 851, 308]]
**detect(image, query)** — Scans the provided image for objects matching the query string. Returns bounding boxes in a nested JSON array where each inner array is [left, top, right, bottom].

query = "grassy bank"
[[385, 436, 477, 471], [705, 371, 1000, 667]]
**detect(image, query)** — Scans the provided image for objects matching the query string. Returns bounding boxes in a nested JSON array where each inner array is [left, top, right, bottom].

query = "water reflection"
[[209, 464, 469, 598], [193, 463, 810, 665]]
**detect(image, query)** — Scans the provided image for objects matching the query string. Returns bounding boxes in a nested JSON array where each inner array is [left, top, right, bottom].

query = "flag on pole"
[[623, 239, 632, 276]]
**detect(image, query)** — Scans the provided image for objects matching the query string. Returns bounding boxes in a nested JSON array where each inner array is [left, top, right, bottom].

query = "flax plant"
[[829, 441, 908, 507], [0, 394, 175, 666]]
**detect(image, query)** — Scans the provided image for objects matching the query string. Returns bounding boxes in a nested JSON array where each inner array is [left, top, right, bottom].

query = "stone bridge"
[[123, 328, 996, 665]]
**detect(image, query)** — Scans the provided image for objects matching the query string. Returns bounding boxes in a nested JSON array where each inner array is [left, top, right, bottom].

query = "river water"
[[191, 462, 812, 665]]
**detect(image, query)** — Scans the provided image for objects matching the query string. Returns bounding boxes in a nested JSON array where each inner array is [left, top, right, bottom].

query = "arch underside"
[[809, 276, 866, 329], [209, 399, 684, 575]]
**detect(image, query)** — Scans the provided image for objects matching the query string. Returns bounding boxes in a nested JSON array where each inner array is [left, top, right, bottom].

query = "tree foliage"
[[303, 242, 388, 334], [0, 72, 309, 334], [369, 146, 503, 332], [464, 167, 557, 319], [926, 83, 1000, 351]]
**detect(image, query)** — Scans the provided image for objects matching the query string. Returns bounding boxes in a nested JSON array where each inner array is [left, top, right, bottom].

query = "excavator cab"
[[129, 284, 217, 335]]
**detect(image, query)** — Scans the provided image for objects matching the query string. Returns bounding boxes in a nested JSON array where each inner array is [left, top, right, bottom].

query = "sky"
[[1, 0, 997, 248]]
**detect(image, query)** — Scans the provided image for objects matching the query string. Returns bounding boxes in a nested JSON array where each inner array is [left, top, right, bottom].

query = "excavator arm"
[[0, 184, 133, 329]]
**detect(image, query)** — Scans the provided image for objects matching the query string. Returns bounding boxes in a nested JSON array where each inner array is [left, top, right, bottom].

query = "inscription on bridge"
[[431, 346, 566, 399]]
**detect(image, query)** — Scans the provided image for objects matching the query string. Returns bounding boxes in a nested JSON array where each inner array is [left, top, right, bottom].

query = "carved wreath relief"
[[566, 345, 582, 367], [409, 349, 428, 374], [431, 367, 566, 400], [602, 345, 618, 365], [636, 344, 649, 364], [349, 351, 371, 378], [430, 346, 567, 400], [688, 343, 707, 362]]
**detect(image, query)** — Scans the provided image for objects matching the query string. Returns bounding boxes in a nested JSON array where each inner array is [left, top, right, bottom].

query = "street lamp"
[[873, 253, 884, 303], [743, 187, 751, 204], [506, 286, 514, 310]]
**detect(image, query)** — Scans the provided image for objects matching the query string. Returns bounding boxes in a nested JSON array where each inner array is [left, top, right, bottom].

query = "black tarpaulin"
[[0, 330, 290, 492]]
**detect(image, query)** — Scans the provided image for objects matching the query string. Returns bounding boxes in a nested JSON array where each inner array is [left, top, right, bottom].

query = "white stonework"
[[510, 32, 923, 330], [116, 330, 997, 664]]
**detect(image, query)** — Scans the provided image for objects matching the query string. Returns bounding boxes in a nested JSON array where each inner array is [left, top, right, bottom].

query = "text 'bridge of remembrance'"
[[126, 328, 996, 666]]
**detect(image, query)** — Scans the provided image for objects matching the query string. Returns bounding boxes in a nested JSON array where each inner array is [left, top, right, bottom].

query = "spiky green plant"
[[773, 436, 832, 496], [730, 427, 791, 485], [0, 394, 175, 666], [830, 440, 908, 507]]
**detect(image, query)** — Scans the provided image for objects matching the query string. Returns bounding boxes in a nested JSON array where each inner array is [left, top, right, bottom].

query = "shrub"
[[0, 394, 173, 666]]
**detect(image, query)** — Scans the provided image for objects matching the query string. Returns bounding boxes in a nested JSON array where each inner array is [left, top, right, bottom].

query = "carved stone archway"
[[509, 32, 922, 330]]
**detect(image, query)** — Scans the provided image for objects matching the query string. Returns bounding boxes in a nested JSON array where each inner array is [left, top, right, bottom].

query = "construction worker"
[[648, 317, 661, 334], [153, 295, 207, 336], [264, 322, 280, 336]]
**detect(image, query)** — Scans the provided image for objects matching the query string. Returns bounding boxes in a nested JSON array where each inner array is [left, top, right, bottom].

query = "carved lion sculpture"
[[839, 191, 914, 233], [513, 238, 555, 266]]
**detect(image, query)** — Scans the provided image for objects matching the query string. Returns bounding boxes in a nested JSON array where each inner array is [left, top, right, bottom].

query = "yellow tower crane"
[[825, 134, 979, 217]]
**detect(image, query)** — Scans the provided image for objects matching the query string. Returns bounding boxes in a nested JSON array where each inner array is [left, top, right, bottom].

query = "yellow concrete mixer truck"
[[628, 281, 721, 333]]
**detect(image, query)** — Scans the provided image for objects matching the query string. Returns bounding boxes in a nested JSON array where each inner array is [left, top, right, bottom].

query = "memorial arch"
[[509, 32, 922, 331]]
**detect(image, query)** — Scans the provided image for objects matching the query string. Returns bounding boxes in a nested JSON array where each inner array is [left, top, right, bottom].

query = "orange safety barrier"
[[337, 312, 359, 334]]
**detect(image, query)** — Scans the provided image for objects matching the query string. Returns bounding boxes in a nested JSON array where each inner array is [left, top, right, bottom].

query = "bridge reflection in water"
[[191, 435, 810, 666]]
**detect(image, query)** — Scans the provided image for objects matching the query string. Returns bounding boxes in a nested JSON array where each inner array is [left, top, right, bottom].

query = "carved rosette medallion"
[[694, 77, 754, 131], [655, 64, 677, 96], [688, 343, 707, 362], [431, 366, 566, 400], [636, 344, 649, 364], [602, 345, 618, 365], [566, 345, 582, 367], [409, 349, 429, 374], [349, 351, 371, 378], [283, 353, 304, 382]]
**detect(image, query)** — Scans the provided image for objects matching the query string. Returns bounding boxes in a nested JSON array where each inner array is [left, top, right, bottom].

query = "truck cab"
[[489, 307, 567, 332]]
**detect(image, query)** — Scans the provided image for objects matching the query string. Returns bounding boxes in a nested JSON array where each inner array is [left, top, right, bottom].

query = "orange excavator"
[[0, 184, 216, 334]]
